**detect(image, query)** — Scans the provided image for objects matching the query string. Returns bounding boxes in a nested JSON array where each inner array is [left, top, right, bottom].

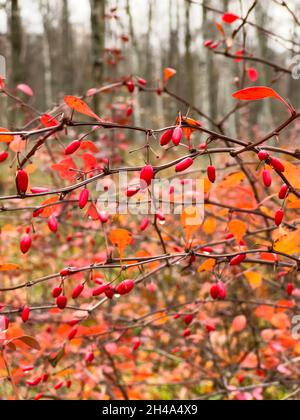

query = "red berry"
[[48, 215, 58, 233], [126, 80, 135, 93], [16, 169, 29, 194], [56, 295, 68, 310], [216, 282, 227, 300], [207, 166, 216, 183], [230, 254, 247, 266], [34, 393, 43, 401], [140, 217, 149, 232], [206, 323, 216, 333], [2, 316, 9, 330], [105, 286, 115, 300], [204, 39, 213, 48], [262, 170, 272, 187], [54, 381, 64, 390], [30, 187, 49, 194], [183, 328, 191, 338], [0, 151, 8, 163], [270, 157, 285, 173], [79, 189, 89, 209], [20, 234, 32, 254], [184, 314, 194, 326], [126, 106, 133, 117], [201, 247, 213, 253], [278, 184, 289, 200], [140, 165, 154, 188], [160, 129, 173, 146], [275, 209, 284, 226], [60, 268, 71, 277], [116, 279, 135, 296], [72, 284, 84, 299], [21, 305, 30, 323], [175, 158, 194, 173], [126, 187, 140, 197], [258, 150, 269, 161], [92, 284, 109, 297], [85, 352, 95, 365], [138, 78, 147, 86], [156, 210, 166, 222], [26, 377, 42, 387], [52, 286, 62, 298], [210, 285, 219, 300], [172, 126, 183, 146], [68, 327, 78, 341], [287, 283, 294, 296], [65, 140, 81, 155]]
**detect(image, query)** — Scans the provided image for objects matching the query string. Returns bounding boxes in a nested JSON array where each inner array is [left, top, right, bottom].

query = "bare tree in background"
[[61, 0, 74, 94], [9, 0, 22, 87], [90, 0, 106, 113]]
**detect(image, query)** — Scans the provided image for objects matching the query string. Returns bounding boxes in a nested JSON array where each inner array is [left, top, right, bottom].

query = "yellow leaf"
[[198, 258, 216, 273], [245, 271, 262, 289], [274, 228, 300, 255], [228, 219, 247, 243]]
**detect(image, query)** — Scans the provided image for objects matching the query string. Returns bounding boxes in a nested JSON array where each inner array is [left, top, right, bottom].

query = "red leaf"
[[232, 86, 292, 112], [52, 158, 77, 181], [222, 13, 239, 24], [40, 114, 59, 128]]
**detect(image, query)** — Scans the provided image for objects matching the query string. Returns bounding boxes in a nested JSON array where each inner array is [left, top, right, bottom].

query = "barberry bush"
[[0, 1, 300, 401]]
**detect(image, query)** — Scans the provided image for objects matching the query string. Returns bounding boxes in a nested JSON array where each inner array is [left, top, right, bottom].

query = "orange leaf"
[[109, 229, 133, 261], [274, 228, 300, 255], [164, 67, 177, 82], [198, 258, 216, 273], [271, 313, 291, 330], [40, 196, 60, 218], [64, 96, 101, 121], [216, 172, 245, 190], [215, 22, 225, 37], [203, 217, 217, 235], [232, 86, 291, 111], [228, 219, 247, 243], [181, 207, 203, 243], [0, 263, 20, 272], [80, 140, 99, 153], [0, 127, 14, 143]]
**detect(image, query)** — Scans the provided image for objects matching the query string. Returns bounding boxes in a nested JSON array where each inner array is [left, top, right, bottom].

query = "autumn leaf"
[[232, 86, 292, 112], [244, 271, 263, 289], [222, 13, 239, 24], [17, 83, 34, 96], [87, 203, 100, 221], [7, 335, 41, 351], [40, 113, 59, 128], [181, 207, 203, 243], [198, 258, 216, 273], [228, 219, 247, 243], [52, 158, 77, 181], [274, 228, 300, 255], [215, 22, 225, 37], [0, 263, 20, 272], [216, 172, 245, 190], [39, 196, 60, 218], [109, 229, 133, 261], [203, 217, 217, 235], [0, 127, 14, 143], [64, 96, 101, 121], [164, 67, 177, 83]]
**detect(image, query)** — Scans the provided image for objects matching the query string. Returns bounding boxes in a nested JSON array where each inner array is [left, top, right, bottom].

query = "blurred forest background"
[[0, 0, 300, 133]]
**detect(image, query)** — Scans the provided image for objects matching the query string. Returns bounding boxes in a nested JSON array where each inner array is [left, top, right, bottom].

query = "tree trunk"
[[61, 0, 74, 94], [90, 0, 106, 114]]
